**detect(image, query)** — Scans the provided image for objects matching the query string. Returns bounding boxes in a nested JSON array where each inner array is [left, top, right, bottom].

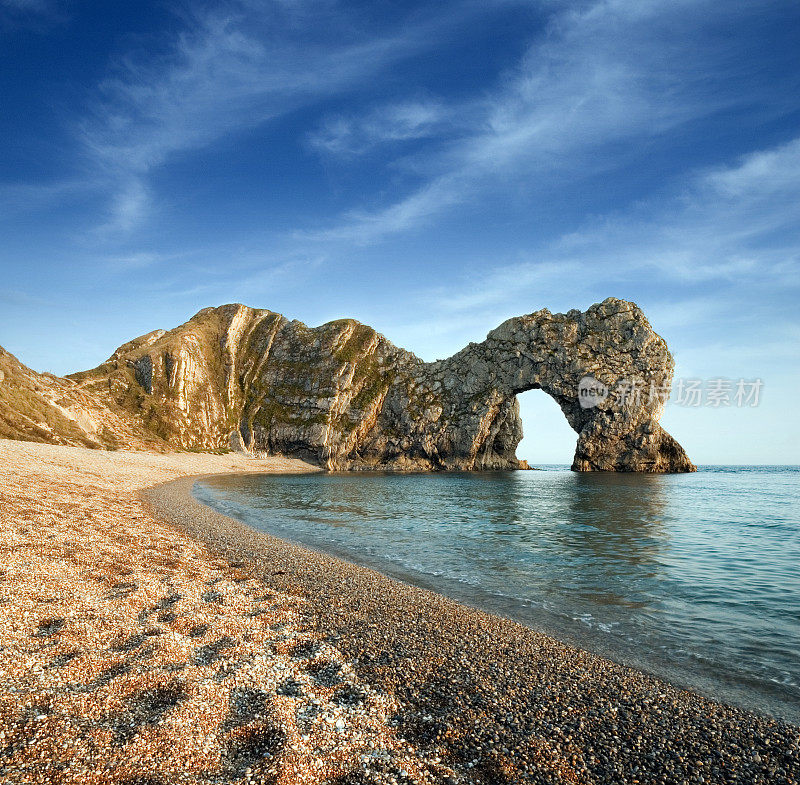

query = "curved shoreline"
[[191, 471, 799, 726], [143, 474, 800, 785]]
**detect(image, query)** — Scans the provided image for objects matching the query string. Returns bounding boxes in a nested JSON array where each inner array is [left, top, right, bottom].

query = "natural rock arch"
[[396, 297, 695, 472], [72, 298, 695, 472]]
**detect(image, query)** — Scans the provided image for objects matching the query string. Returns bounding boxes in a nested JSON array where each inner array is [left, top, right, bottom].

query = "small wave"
[[195, 469, 800, 722]]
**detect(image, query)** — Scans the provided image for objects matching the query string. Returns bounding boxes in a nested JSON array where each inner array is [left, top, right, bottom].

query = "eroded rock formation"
[[63, 298, 694, 472], [0, 345, 162, 449]]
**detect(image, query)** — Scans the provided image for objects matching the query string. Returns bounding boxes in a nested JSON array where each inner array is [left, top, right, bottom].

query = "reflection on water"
[[195, 466, 800, 723], [562, 474, 668, 607]]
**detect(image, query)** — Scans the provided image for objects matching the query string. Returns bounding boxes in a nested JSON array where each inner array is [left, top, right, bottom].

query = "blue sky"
[[1, 0, 799, 464]]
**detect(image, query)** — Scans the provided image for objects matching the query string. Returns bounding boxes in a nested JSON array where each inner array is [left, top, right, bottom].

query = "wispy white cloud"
[[107, 238, 328, 304], [548, 136, 800, 283], [0, 0, 50, 13], [308, 173, 467, 244], [0, 179, 87, 215], [100, 179, 150, 234], [98, 250, 182, 271], [78, 1, 474, 233], [307, 0, 790, 245], [0, 287, 53, 308], [83, 9, 395, 174], [0, 0, 67, 29], [308, 99, 455, 157], [385, 135, 800, 358], [703, 136, 800, 199]]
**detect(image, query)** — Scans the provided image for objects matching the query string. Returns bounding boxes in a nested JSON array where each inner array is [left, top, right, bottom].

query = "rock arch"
[[76, 299, 695, 472], [406, 297, 695, 472]]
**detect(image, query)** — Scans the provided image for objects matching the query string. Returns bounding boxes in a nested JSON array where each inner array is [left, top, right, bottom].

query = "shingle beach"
[[0, 439, 797, 784]]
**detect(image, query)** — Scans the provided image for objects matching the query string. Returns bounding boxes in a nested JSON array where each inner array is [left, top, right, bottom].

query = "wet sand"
[[0, 439, 798, 784]]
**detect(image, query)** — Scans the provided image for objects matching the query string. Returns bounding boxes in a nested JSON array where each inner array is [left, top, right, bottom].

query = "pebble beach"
[[0, 439, 798, 784]]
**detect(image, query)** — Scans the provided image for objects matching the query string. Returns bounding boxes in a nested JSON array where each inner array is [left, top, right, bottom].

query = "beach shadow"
[[469, 759, 515, 785], [296, 701, 321, 731], [307, 660, 344, 687], [325, 772, 378, 785], [192, 635, 235, 666], [331, 684, 367, 707], [106, 581, 138, 600], [224, 687, 270, 730], [33, 617, 65, 638], [0, 702, 53, 761], [290, 640, 321, 660], [108, 680, 186, 744], [276, 677, 304, 697], [132, 644, 158, 661], [223, 724, 284, 779], [155, 592, 181, 610], [326, 762, 417, 785], [83, 660, 131, 691], [47, 650, 79, 669], [111, 632, 148, 652]]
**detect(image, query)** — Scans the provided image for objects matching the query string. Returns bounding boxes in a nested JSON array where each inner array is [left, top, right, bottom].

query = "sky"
[[1, 0, 799, 465]]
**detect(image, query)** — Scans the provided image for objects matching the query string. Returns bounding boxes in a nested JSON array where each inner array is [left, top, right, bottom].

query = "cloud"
[[308, 0, 795, 245], [85, 9, 365, 174], [0, 0, 50, 12], [0, 287, 53, 308], [703, 136, 800, 200], [551, 136, 800, 283], [0, 0, 67, 28], [307, 173, 467, 244], [98, 250, 180, 271], [101, 179, 150, 234], [387, 135, 800, 359], [77, 1, 470, 233], [0, 179, 87, 216], [308, 99, 455, 157]]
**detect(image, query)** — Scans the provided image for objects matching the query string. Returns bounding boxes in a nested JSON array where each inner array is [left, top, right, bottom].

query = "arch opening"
[[515, 389, 577, 467]]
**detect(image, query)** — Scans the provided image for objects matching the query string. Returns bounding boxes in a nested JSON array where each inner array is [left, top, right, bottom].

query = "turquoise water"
[[194, 466, 800, 723]]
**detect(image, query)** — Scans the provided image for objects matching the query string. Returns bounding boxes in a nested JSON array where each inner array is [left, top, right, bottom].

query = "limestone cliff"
[[0, 345, 163, 450], [64, 299, 694, 472]]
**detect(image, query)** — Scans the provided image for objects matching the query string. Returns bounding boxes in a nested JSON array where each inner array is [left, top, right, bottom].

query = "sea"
[[194, 466, 800, 724]]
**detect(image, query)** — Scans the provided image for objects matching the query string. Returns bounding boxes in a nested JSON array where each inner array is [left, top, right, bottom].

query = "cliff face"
[[64, 299, 694, 472], [0, 345, 163, 450]]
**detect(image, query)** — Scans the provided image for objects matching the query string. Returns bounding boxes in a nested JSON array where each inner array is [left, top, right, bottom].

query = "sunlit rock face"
[[68, 299, 695, 472], [0, 343, 162, 450]]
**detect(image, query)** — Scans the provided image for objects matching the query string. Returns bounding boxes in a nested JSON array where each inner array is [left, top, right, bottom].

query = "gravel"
[[1, 438, 797, 784], [0, 440, 456, 784], [145, 475, 800, 785]]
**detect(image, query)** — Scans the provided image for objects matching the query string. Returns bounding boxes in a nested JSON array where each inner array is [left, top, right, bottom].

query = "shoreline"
[[1, 440, 798, 784], [147, 473, 799, 784], [191, 470, 800, 727], [0, 441, 453, 784]]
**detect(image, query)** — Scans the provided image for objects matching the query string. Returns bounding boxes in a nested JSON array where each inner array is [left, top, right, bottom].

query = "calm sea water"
[[194, 466, 800, 723]]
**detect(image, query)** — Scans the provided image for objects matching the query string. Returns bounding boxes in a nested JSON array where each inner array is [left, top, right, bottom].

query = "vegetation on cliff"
[[0, 300, 695, 471]]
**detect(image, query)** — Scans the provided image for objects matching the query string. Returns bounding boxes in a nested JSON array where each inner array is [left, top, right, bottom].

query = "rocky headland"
[[1, 298, 695, 472]]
